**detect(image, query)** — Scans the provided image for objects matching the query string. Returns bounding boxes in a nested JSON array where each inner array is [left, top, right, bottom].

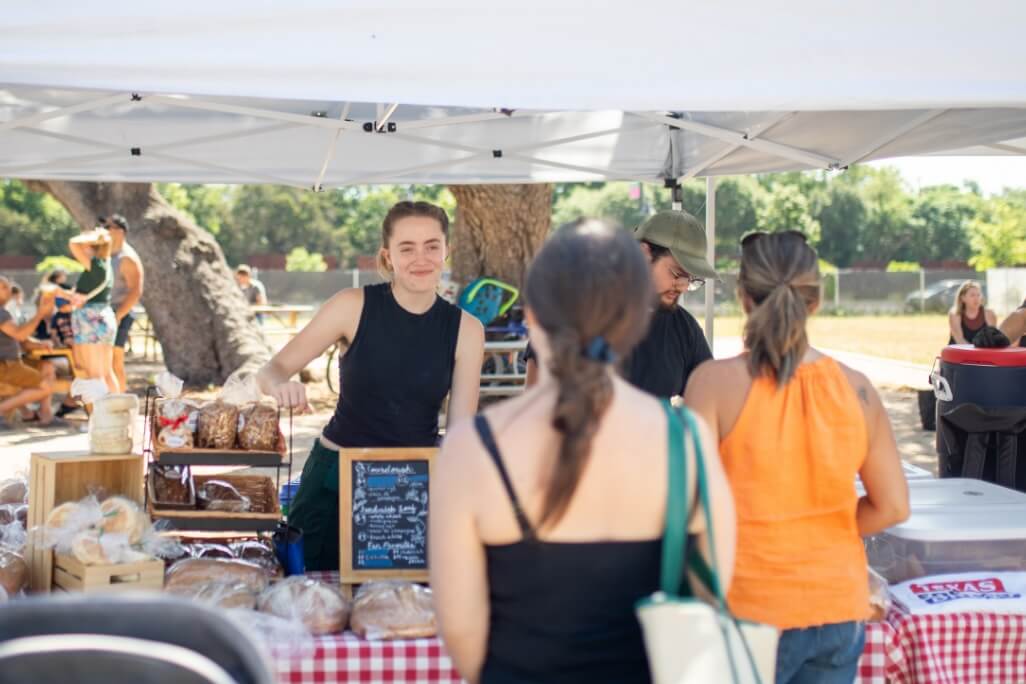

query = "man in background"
[[106, 214, 144, 393], [235, 264, 268, 306]]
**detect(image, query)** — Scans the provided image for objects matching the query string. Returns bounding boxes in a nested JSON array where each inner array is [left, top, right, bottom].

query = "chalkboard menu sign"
[[339, 448, 436, 590]]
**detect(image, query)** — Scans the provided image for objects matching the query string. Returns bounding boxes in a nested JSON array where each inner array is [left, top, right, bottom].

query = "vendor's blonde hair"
[[952, 280, 984, 318]]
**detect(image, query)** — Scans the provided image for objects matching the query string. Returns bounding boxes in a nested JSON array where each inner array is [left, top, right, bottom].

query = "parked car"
[[904, 279, 983, 313]]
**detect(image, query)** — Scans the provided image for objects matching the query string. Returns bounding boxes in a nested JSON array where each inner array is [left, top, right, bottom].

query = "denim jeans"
[[775, 621, 865, 684]]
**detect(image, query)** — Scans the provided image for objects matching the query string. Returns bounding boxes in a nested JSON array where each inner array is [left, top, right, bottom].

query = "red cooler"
[[935, 345, 1026, 492]]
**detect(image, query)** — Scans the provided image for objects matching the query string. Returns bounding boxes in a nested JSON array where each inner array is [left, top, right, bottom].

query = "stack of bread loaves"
[[90, 394, 139, 454]]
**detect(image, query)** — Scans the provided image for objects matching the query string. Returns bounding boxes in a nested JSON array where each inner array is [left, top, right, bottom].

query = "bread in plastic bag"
[[99, 496, 148, 544], [230, 539, 281, 575], [164, 558, 269, 595], [0, 522, 26, 552], [257, 576, 350, 635], [0, 548, 27, 596], [197, 401, 239, 449], [168, 578, 259, 610], [350, 581, 436, 640], [188, 543, 236, 561], [0, 477, 27, 505], [152, 466, 192, 506], [238, 403, 279, 452], [196, 480, 251, 512]]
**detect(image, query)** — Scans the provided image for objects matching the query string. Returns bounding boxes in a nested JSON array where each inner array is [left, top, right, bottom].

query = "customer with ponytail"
[[431, 219, 736, 684], [685, 230, 910, 684]]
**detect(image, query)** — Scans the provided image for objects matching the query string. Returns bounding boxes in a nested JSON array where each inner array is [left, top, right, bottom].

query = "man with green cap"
[[524, 209, 715, 398]]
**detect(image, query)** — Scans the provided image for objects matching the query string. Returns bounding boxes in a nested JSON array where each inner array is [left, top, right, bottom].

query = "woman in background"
[[68, 229, 117, 393], [948, 280, 996, 345]]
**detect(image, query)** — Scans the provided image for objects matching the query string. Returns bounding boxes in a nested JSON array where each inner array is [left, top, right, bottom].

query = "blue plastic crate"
[[279, 477, 302, 513]]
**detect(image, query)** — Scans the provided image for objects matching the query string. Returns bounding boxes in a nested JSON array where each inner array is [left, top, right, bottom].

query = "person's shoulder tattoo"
[[857, 386, 870, 406]]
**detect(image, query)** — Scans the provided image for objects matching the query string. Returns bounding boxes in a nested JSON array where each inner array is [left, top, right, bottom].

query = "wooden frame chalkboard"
[[339, 448, 436, 593]]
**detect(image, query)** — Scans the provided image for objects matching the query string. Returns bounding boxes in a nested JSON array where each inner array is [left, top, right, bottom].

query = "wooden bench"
[[26, 348, 82, 395]]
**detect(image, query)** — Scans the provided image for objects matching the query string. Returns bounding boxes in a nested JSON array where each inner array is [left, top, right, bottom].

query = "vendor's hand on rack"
[[269, 380, 310, 414]]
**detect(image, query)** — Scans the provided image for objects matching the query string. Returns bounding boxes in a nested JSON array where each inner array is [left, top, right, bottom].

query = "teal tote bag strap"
[[659, 399, 689, 596]]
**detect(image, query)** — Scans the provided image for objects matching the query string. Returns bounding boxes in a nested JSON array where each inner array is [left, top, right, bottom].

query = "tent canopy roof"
[[3, 1, 1026, 186]]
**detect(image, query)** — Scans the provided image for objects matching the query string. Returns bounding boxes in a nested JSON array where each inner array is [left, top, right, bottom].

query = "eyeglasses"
[[668, 265, 705, 292], [740, 230, 809, 249]]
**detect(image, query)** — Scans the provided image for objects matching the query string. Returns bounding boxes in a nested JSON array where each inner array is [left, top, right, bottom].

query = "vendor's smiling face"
[[383, 216, 447, 293]]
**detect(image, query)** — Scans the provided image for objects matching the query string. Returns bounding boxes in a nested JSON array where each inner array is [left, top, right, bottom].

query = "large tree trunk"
[[448, 184, 552, 286], [24, 181, 270, 386]]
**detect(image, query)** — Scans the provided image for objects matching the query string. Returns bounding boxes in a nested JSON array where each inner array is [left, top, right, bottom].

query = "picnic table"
[[269, 572, 1026, 684], [253, 305, 315, 342]]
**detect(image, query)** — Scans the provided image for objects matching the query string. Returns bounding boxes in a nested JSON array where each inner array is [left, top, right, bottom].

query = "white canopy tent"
[[3, 1, 1026, 339]]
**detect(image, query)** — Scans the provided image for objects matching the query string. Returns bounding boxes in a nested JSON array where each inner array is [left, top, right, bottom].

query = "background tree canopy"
[[3, 166, 1024, 271]]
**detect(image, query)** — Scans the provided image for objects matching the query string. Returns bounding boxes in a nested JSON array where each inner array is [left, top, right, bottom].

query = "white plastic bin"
[[867, 507, 1026, 583]]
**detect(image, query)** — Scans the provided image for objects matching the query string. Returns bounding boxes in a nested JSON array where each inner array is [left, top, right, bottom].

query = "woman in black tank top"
[[430, 220, 736, 684], [948, 280, 996, 345], [257, 202, 484, 571]]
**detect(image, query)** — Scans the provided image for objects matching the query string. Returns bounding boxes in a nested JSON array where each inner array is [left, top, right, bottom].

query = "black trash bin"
[[935, 345, 1026, 492]]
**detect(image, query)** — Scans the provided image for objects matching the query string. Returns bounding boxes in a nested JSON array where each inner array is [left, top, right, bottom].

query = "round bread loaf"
[[71, 529, 111, 565], [165, 558, 269, 595], [90, 410, 133, 430], [94, 393, 139, 413], [0, 479, 27, 505], [45, 501, 80, 530], [99, 497, 147, 544], [350, 581, 436, 639], [0, 549, 28, 595], [257, 577, 349, 634]]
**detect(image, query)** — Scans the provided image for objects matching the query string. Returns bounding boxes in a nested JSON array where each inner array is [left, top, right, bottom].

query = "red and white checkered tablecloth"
[[857, 608, 1026, 684], [273, 573, 1026, 684], [271, 572, 461, 684]]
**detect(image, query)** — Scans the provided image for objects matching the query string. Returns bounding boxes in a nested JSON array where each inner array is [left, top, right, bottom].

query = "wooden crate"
[[52, 553, 163, 593], [27, 451, 145, 592]]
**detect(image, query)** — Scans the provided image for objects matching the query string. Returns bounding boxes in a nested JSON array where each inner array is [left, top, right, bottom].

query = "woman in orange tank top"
[[685, 231, 909, 684]]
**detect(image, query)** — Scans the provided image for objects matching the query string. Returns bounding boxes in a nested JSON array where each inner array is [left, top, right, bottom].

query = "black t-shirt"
[[525, 306, 712, 398]]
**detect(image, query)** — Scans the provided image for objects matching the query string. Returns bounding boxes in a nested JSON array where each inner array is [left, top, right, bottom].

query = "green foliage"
[[35, 255, 84, 274], [286, 247, 328, 272], [886, 261, 922, 272], [968, 198, 1026, 270], [0, 180, 80, 257], [755, 182, 822, 244]]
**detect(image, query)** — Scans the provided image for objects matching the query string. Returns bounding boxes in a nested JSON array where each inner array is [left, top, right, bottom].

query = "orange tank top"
[[719, 356, 870, 630]]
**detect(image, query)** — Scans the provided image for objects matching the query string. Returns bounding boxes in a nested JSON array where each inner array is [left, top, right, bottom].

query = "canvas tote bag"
[[636, 403, 779, 684]]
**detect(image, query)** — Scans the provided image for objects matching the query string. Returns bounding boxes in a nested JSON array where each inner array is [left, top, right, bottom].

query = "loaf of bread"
[[0, 478, 27, 505], [45, 501, 80, 530], [257, 577, 350, 634], [197, 401, 239, 449], [90, 411, 132, 430], [95, 393, 139, 413], [188, 543, 235, 561], [152, 466, 192, 505], [0, 548, 28, 596], [168, 579, 259, 610], [350, 581, 436, 640], [158, 424, 194, 449], [99, 497, 147, 545], [165, 558, 269, 594], [230, 539, 281, 575], [237, 403, 279, 452], [0, 505, 17, 526], [71, 529, 112, 565], [196, 480, 250, 513]]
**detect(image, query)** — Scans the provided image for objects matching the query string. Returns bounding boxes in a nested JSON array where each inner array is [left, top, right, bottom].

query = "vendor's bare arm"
[[257, 288, 363, 410], [853, 372, 910, 536], [430, 419, 490, 683], [447, 312, 485, 423]]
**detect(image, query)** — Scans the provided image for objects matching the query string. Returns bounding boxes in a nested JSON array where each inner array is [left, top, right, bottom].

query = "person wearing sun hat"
[[524, 209, 715, 398]]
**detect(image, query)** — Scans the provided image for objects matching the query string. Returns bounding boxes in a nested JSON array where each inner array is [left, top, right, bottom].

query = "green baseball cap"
[[633, 210, 718, 280]]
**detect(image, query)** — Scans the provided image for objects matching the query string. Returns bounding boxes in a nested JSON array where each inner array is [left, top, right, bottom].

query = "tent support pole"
[[705, 176, 717, 349], [314, 103, 353, 191]]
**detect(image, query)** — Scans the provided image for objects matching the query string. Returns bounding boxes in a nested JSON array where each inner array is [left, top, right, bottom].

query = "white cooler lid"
[[885, 506, 1026, 541], [903, 462, 934, 480], [906, 479, 1026, 507]]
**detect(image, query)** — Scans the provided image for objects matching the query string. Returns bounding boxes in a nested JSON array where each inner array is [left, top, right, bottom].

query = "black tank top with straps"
[[950, 308, 987, 345], [322, 283, 461, 447], [473, 415, 662, 684]]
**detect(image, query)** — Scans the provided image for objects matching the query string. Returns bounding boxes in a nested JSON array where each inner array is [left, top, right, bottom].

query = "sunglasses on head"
[[740, 230, 809, 249]]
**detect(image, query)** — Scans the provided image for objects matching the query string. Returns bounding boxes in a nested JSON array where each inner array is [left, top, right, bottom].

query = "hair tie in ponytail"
[[582, 336, 617, 364]]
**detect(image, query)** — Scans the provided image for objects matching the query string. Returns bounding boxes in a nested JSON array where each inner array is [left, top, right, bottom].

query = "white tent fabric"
[[3, 1, 1026, 186]]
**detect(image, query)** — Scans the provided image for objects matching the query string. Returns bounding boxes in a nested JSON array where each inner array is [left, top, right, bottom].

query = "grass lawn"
[[709, 315, 949, 367]]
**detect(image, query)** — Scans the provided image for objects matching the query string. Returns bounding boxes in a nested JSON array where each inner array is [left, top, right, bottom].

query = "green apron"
[[287, 441, 340, 571]]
